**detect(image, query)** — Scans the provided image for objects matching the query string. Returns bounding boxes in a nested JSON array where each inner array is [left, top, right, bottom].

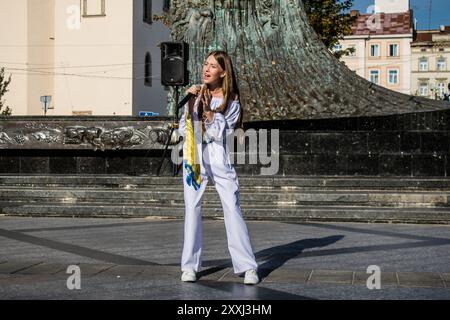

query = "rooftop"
[[349, 10, 413, 36], [414, 26, 450, 43]]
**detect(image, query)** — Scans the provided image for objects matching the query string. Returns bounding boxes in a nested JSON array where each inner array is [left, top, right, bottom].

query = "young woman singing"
[[178, 51, 259, 285]]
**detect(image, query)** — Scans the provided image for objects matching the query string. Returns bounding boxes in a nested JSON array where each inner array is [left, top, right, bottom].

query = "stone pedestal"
[[1, 109, 449, 177]]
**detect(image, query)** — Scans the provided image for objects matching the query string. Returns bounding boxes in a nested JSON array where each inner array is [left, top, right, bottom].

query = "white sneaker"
[[244, 269, 259, 285], [181, 271, 197, 282]]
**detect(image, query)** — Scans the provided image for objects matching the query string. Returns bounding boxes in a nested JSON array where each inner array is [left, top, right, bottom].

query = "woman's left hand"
[[202, 89, 212, 111], [204, 111, 214, 123]]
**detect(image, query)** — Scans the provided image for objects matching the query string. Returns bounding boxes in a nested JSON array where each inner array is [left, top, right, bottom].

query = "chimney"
[[440, 25, 445, 32], [350, 10, 360, 17], [375, 0, 410, 14]]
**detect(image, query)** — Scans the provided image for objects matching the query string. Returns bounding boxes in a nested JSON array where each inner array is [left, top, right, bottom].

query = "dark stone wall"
[[0, 150, 174, 176], [243, 109, 450, 177], [246, 108, 450, 131], [1, 109, 449, 177]]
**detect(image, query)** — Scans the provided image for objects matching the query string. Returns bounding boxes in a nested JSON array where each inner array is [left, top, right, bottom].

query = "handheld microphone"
[[176, 84, 203, 111], [176, 93, 195, 110]]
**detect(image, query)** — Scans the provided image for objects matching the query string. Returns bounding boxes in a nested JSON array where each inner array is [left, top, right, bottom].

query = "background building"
[[0, 0, 171, 116], [338, 0, 413, 95], [374, 0, 409, 14], [411, 26, 450, 99]]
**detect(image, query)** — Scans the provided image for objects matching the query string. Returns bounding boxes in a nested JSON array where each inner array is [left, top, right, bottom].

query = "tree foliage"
[[303, 0, 356, 58], [0, 67, 12, 116]]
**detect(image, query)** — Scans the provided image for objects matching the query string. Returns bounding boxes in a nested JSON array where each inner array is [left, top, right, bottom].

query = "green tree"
[[303, 0, 356, 58], [0, 67, 12, 116]]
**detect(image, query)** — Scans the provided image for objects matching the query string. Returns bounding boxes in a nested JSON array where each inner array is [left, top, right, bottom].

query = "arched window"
[[163, 0, 170, 12], [144, 0, 152, 24], [145, 52, 152, 87]]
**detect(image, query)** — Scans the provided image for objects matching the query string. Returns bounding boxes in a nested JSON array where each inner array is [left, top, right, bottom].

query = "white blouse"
[[178, 96, 241, 144]]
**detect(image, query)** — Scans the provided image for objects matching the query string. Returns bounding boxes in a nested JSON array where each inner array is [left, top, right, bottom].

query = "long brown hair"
[[198, 51, 244, 129]]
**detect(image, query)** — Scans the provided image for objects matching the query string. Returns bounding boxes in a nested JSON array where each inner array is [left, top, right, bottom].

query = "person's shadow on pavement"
[[255, 235, 345, 279], [199, 235, 344, 281]]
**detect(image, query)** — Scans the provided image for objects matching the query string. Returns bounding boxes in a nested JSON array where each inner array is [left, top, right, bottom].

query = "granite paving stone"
[[308, 270, 354, 285], [262, 268, 312, 284], [397, 272, 446, 288], [0, 262, 43, 274], [15, 262, 68, 275], [353, 271, 398, 287]]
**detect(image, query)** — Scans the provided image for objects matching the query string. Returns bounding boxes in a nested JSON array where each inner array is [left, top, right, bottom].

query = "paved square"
[[0, 217, 449, 300]]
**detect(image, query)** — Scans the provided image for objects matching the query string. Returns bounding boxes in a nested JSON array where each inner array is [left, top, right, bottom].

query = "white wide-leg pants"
[[181, 143, 258, 274]]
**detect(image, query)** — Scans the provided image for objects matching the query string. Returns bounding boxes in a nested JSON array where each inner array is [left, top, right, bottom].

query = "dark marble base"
[[1, 150, 449, 177], [246, 108, 450, 131], [1, 109, 449, 177], [0, 150, 175, 176]]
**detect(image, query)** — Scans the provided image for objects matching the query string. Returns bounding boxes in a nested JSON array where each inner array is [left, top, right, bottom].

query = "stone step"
[[1, 203, 450, 224], [0, 188, 448, 207], [2, 185, 445, 193], [2, 183, 450, 192], [1, 175, 450, 190], [2, 174, 450, 223], [2, 186, 449, 196], [0, 199, 444, 209]]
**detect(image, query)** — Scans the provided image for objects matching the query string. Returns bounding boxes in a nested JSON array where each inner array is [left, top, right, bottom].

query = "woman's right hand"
[[186, 85, 201, 113]]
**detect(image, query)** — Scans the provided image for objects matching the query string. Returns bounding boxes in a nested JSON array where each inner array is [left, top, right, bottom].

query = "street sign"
[[40, 95, 52, 115], [139, 111, 160, 117]]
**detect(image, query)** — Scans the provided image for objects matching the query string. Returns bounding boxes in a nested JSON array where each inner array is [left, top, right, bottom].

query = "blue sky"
[[352, 0, 450, 30]]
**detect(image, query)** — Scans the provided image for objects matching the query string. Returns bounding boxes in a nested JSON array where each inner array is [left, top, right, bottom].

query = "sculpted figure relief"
[[164, 0, 448, 122]]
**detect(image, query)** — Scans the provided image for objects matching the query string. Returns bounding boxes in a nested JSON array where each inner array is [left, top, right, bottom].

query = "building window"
[[389, 44, 399, 57], [82, 0, 106, 17], [439, 48, 445, 52], [370, 44, 380, 57], [370, 70, 380, 84], [419, 58, 429, 71], [144, 0, 152, 24], [388, 69, 399, 85], [333, 43, 343, 52], [437, 58, 446, 71], [421, 48, 427, 52], [419, 82, 429, 96], [163, 0, 170, 12], [437, 82, 446, 98], [145, 52, 152, 87]]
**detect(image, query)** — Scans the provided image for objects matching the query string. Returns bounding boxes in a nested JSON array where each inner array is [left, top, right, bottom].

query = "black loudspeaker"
[[160, 42, 189, 86]]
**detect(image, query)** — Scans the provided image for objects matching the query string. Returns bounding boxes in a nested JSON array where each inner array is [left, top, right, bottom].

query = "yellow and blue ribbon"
[[183, 112, 201, 191]]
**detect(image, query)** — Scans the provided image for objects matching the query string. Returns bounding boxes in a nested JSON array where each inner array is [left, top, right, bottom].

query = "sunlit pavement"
[[0, 217, 449, 300]]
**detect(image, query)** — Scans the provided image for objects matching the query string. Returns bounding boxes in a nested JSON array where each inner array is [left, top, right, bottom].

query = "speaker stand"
[[157, 86, 182, 177]]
